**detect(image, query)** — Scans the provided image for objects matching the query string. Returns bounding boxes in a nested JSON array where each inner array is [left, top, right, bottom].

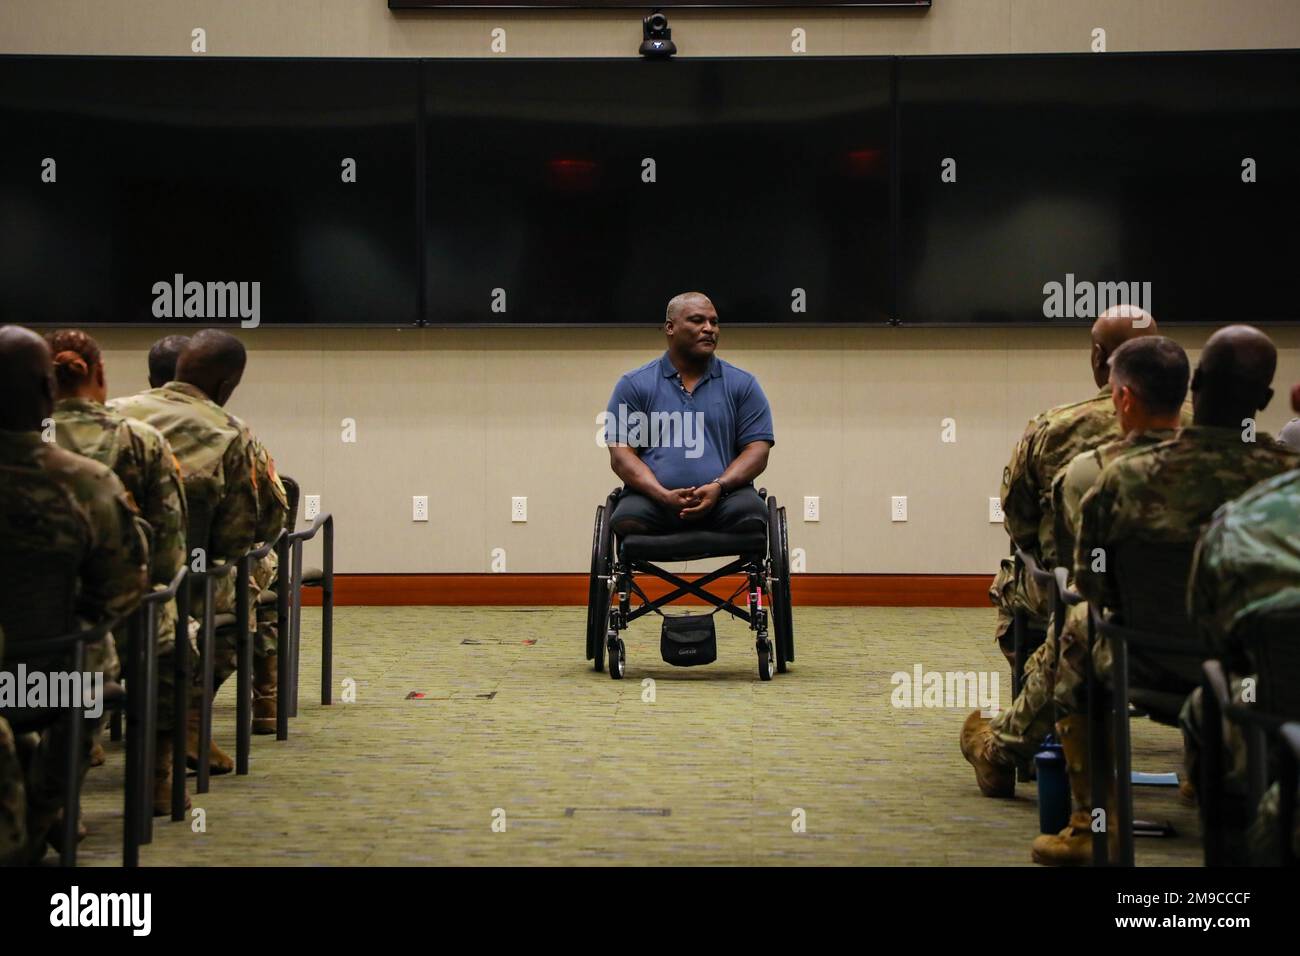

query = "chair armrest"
[[243, 528, 286, 562], [1053, 567, 1085, 606], [1, 610, 128, 663], [142, 565, 188, 606], [1285, 723, 1300, 763], [1015, 547, 1056, 588], [1225, 702, 1290, 735], [1090, 606, 1201, 657], [288, 512, 332, 544], [1201, 659, 1231, 709]]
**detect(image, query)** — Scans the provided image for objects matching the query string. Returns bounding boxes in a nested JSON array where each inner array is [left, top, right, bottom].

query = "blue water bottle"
[[1035, 735, 1071, 834]]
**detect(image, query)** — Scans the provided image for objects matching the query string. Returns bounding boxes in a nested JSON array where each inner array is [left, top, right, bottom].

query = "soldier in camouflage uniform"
[[1029, 325, 1299, 866], [0, 326, 148, 860], [236, 432, 288, 734], [961, 307, 1163, 797], [45, 329, 193, 813], [1183, 382, 1300, 863], [113, 329, 285, 773], [140, 338, 288, 709]]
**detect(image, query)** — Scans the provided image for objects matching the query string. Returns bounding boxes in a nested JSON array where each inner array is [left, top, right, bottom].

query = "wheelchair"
[[585, 486, 795, 681]]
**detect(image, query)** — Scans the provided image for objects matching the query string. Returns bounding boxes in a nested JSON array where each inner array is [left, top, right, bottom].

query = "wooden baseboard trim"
[[300, 573, 991, 608]]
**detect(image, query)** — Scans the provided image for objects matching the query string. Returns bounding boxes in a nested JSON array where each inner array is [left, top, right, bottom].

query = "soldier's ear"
[[1259, 386, 1274, 413]]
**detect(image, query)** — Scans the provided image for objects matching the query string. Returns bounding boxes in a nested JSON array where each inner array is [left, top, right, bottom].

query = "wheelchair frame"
[[585, 486, 795, 681]]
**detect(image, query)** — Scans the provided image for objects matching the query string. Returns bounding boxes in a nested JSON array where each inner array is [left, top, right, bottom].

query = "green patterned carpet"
[[75, 606, 1203, 866]]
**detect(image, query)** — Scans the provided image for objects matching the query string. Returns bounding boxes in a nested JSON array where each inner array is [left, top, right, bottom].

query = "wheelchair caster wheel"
[[608, 634, 625, 680], [757, 636, 774, 681]]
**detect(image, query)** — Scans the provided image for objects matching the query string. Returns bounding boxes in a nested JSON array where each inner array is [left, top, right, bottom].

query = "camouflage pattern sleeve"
[[1050, 469, 1074, 578], [209, 435, 260, 564], [1072, 466, 1120, 610], [132, 422, 188, 586], [76, 467, 149, 625], [250, 437, 289, 543], [1188, 512, 1231, 659], [1189, 468, 1300, 662], [1001, 418, 1043, 553]]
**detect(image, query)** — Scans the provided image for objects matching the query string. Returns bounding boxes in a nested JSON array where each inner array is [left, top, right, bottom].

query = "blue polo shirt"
[[604, 352, 775, 490]]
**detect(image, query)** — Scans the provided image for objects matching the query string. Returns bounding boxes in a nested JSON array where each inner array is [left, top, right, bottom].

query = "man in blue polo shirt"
[[603, 292, 774, 536]]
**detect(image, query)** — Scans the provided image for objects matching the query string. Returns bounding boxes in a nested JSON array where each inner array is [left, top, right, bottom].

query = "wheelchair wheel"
[[758, 635, 774, 681], [608, 634, 625, 680], [587, 502, 613, 672], [767, 498, 795, 671]]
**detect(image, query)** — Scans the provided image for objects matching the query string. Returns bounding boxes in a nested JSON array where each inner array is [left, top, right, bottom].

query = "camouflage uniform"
[[0, 622, 24, 863], [232, 425, 289, 662], [987, 428, 1176, 758], [52, 397, 190, 731], [991, 387, 1120, 652], [0, 712, 22, 864], [985, 388, 1120, 758], [0, 429, 148, 841], [1067, 427, 1300, 712], [1187, 466, 1300, 861], [111, 383, 269, 692]]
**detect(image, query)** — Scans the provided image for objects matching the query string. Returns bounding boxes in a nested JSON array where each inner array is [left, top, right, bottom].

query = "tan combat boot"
[[1031, 715, 1118, 865], [153, 739, 191, 816], [185, 704, 235, 774], [960, 709, 1016, 797], [253, 653, 278, 735]]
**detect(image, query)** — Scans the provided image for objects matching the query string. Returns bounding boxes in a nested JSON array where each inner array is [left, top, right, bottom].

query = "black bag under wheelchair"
[[584, 486, 795, 681]]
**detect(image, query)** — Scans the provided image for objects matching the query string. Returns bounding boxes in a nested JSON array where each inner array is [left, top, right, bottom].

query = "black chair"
[[1280, 723, 1300, 867], [122, 565, 187, 865], [585, 487, 793, 681], [233, 531, 287, 774], [1200, 606, 1300, 866], [1086, 539, 1202, 866], [279, 476, 335, 727], [1008, 550, 1049, 706], [1, 613, 126, 866], [1012, 548, 1064, 782]]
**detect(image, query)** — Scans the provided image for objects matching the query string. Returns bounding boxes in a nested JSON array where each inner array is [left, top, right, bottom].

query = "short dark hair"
[[175, 329, 246, 383], [1108, 336, 1189, 417], [148, 334, 190, 386]]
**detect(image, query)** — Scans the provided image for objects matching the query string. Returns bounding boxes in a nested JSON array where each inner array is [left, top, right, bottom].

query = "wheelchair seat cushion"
[[620, 529, 768, 563]]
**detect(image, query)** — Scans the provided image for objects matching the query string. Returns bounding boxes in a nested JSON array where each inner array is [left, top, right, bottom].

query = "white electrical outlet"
[[511, 496, 527, 522], [803, 496, 820, 522], [891, 496, 908, 522], [412, 495, 428, 522], [304, 495, 320, 521], [989, 497, 1004, 523]]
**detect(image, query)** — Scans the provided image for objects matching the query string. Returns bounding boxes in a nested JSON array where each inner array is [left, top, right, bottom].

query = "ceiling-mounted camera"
[[639, 10, 676, 60]]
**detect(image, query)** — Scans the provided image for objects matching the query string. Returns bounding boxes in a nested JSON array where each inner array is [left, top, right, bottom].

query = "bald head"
[[1090, 304, 1158, 388], [0, 325, 55, 430], [148, 334, 191, 389], [666, 292, 714, 326], [174, 329, 247, 406], [1191, 324, 1277, 426], [663, 291, 720, 366]]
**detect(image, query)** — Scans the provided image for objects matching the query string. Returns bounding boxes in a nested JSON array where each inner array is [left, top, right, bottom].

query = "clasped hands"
[[659, 482, 722, 521]]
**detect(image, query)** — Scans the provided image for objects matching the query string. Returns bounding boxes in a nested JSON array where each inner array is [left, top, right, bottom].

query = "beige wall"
[[87, 325, 1300, 575], [6, 1, 1300, 574]]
